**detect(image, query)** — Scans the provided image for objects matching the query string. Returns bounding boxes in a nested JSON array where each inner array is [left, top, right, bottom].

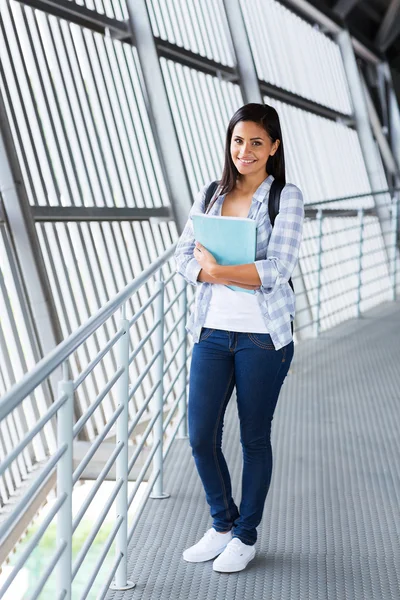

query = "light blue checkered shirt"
[[174, 174, 304, 350]]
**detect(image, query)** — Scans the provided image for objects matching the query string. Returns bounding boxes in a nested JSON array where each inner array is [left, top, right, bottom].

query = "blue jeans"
[[188, 327, 294, 546]]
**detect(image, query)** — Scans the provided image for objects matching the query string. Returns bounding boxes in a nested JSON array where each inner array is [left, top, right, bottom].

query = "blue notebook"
[[192, 214, 257, 294]]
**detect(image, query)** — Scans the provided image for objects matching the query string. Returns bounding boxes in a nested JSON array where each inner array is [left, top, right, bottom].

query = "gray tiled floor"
[[107, 301, 400, 600]]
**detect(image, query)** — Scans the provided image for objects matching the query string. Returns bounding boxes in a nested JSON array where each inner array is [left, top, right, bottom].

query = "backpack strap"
[[268, 179, 295, 335], [268, 179, 285, 226], [204, 180, 219, 213]]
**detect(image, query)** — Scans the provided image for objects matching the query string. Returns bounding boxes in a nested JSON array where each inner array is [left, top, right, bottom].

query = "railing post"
[[111, 303, 135, 591], [391, 193, 398, 301], [177, 277, 188, 439], [356, 208, 365, 317], [314, 209, 323, 337], [56, 362, 74, 600], [150, 271, 170, 499]]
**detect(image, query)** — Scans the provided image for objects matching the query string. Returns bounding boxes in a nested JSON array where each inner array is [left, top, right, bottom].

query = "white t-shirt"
[[203, 203, 269, 333]]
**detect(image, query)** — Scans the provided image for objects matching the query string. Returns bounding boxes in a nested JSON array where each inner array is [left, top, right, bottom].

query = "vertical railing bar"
[[149, 270, 170, 501], [177, 278, 188, 439], [56, 361, 74, 600], [356, 208, 365, 318], [110, 303, 135, 592], [314, 209, 323, 337], [391, 193, 398, 301]]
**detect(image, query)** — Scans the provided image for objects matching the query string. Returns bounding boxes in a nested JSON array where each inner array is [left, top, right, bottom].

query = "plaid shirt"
[[174, 174, 304, 350]]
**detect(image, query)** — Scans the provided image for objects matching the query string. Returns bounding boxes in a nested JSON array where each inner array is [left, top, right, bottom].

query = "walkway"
[[107, 301, 400, 600]]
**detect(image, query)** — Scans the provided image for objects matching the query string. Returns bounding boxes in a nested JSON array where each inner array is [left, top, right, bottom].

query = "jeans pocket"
[[247, 332, 275, 350], [199, 327, 215, 342]]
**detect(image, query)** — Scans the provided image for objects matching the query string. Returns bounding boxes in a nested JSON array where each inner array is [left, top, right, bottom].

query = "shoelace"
[[223, 539, 244, 556], [205, 529, 221, 542]]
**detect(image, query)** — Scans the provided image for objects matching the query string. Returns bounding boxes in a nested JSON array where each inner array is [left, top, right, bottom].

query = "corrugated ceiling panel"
[[0, 1, 168, 208], [243, 0, 353, 115], [146, 0, 235, 66]]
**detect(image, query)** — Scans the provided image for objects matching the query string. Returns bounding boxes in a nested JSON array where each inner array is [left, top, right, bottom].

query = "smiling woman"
[[174, 102, 304, 574]]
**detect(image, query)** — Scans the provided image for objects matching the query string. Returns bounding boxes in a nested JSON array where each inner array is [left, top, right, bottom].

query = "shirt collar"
[[215, 173, 275, 210], [254, 173, 275, 203]]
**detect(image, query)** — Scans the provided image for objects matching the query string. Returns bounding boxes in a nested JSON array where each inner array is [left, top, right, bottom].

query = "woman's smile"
[[238, 158, 256, 164]]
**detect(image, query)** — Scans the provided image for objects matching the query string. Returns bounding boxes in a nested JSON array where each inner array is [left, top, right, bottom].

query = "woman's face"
[[230, 120, 279, 177]]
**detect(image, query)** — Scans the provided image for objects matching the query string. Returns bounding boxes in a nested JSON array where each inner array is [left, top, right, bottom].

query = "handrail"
[[0, 245, 176, 420], [0, 243, 185, 598], [306, 185, 400, 207]]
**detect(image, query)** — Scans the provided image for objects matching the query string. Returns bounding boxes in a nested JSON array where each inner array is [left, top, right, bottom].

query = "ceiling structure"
[[303, 0, 400, 96]]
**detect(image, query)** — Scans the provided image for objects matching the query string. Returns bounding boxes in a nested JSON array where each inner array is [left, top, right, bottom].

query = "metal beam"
[[381, 62, 400, 173], [0, 91, 64, 395], [32, 204, 382, 222], [156, 39, 237, 82], [282, 0, 382, 65], [375, 0, 400, 53], [125, 0, 192, 235], [304, 207, 377, 219], [32, 206, 172, 222], [222, 0, 260, 104], [380, 62, 400, 237], [360, 73, 400, 178], [336, 29, 394, 265], [15, 0, 128, 38], [259, 81, 354, 125]]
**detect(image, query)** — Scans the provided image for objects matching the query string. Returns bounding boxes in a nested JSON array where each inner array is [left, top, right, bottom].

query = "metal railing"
[[299, 187, 399, 336], [0, 246, 194, 599], [0, 187, 399, 598]]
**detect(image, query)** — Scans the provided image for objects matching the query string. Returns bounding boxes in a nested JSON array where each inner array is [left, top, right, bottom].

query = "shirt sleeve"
[[254, 183, 304, 292], [174, 181, 211, 287]]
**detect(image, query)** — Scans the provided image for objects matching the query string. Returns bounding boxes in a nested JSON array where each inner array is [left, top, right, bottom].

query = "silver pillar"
[[337, 29, 393, 263], [380, 62, 400, 174], [125, 0, 192, 235], [0, 94, 63, 397], [360, 72, 400, 181], [222, 0, 262, 104]]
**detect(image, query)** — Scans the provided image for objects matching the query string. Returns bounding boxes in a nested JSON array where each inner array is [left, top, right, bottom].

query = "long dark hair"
[[206, 103, 286, 213]]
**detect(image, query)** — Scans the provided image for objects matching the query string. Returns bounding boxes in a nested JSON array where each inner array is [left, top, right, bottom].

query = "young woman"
[[174, 103, 304, 573]]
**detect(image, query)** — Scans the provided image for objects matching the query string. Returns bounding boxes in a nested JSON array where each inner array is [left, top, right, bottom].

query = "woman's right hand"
[[218, 279, 260, 291], [197, 269, 260, 290]]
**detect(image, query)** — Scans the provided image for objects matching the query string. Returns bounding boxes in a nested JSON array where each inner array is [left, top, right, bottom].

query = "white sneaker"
[[183, 528, 233, 563], [212, 537, 256, 572]]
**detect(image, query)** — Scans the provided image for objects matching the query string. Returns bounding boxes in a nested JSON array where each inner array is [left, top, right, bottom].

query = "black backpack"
[[204, 179, 294, 334]]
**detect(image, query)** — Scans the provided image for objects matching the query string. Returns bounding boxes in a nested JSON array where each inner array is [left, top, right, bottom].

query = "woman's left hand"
[[193, 242, 218, 274]]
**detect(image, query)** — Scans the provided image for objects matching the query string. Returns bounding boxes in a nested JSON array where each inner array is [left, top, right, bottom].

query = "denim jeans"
[[188, 327, 294, 546]]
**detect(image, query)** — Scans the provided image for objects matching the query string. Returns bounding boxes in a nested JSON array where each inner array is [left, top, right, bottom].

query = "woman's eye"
[[234, 139, 261, 145]]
